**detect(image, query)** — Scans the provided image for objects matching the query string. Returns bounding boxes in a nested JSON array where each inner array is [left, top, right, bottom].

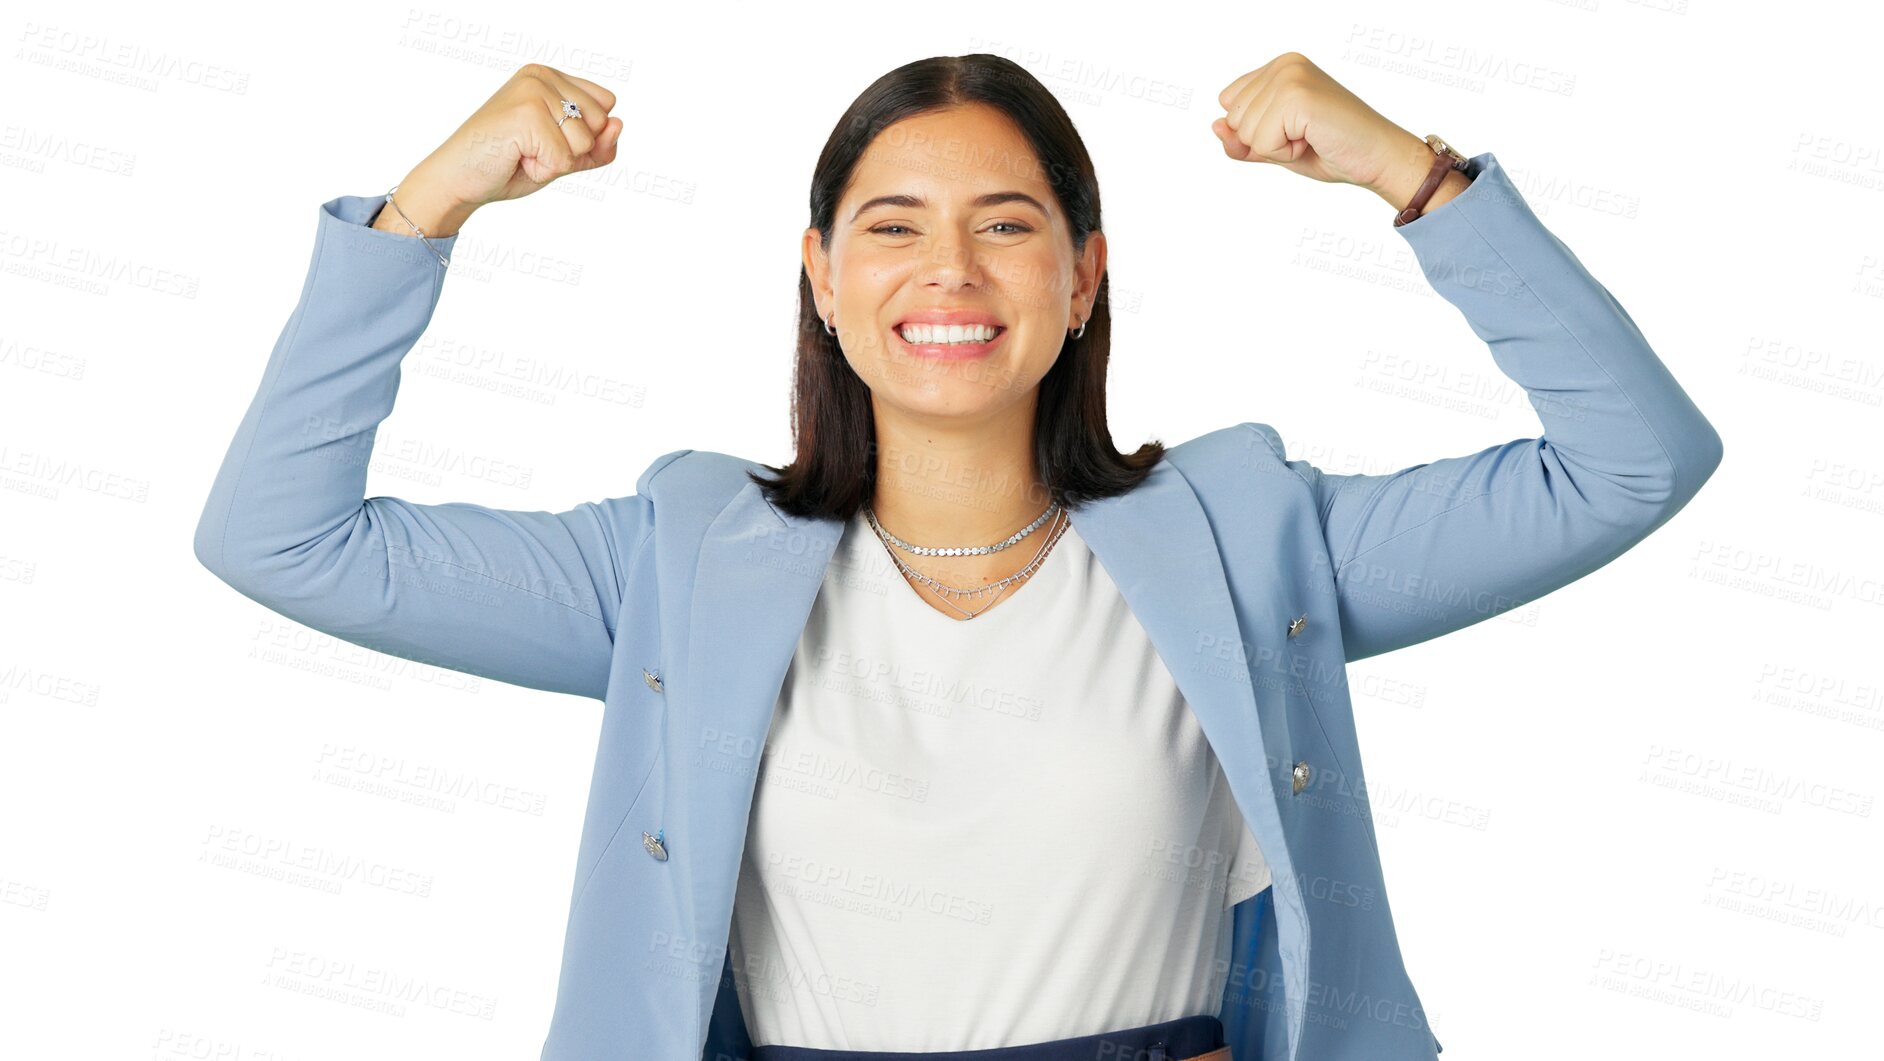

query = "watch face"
[[1426, 134, 1467, 168]]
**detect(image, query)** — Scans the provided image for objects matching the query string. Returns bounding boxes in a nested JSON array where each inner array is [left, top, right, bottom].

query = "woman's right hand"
[[374, 63, 623, 238]]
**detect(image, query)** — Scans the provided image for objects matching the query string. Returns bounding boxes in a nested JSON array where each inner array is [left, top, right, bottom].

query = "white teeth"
[[899, 323, 1000, 345]]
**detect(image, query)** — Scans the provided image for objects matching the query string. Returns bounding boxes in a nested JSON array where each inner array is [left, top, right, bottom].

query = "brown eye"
[[870, 224, 914, 236]]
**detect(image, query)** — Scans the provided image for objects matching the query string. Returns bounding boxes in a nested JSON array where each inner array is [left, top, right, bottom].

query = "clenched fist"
[[1210, 51, 1468, 212], [374, 63, 624, 239]]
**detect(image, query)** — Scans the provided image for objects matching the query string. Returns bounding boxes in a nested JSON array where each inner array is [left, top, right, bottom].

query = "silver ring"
[[557, 98, 582, 128]]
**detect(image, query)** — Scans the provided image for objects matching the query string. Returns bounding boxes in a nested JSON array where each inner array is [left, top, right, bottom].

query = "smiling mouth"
[[894, 323, 1007, 345], [891, 324, 1008, 359]]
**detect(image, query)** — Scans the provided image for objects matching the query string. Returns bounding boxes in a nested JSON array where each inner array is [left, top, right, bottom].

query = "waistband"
[[749, 1013, 1226, 1061]]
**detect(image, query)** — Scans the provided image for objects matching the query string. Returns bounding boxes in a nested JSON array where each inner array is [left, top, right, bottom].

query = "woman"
[[194, 52, 1722, 1061]]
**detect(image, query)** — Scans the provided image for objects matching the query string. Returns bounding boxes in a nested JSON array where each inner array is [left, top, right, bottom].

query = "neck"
[[867, 402, 1052, 546]]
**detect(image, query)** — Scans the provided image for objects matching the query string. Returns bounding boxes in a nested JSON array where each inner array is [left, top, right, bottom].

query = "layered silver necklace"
[[863, 500, 1068, 620]]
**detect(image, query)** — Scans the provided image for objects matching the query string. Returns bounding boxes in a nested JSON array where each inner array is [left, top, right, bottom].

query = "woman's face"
[[804, 103, 1105, 424]]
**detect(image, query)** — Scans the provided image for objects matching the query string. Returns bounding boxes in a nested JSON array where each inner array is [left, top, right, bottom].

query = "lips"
[[893, 309, 1006, 329], [891, 322, 1008, 361]]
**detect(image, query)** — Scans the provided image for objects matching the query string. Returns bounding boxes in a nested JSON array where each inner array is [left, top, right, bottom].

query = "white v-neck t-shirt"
[[728, 510, 1271, 1051]]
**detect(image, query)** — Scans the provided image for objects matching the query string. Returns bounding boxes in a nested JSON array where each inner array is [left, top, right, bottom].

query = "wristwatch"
[[1392, 134, 1471, 227]]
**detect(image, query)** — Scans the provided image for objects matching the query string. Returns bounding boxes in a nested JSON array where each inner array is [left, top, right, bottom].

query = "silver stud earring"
[[824, 315, 837, 336], [1069, 319, 1087, 340]]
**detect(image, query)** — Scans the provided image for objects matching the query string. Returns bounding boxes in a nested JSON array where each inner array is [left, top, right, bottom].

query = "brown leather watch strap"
[[1393, 148, 1459, 227]]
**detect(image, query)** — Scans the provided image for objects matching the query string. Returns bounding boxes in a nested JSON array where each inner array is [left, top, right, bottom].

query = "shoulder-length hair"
[[749, 52, 1165, 522]]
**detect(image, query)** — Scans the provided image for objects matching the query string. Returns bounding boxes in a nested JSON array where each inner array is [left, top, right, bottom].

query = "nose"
[[916, 234, 985, 290]]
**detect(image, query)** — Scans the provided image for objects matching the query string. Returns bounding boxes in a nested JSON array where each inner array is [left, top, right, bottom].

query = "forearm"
[[191, 191, 639, 700], [195, 194, 460, 582], [1389, 150, 1723, 506], [368, 166, 478, 240], [1366, 129, 1474, 216], [1311, 148, 1723, 659]]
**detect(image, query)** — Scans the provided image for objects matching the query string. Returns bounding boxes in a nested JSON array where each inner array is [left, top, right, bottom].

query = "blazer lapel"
[[678, 460, 1307, 1055], [679, 478, 842, 1034], [1064, 457, 1309, 1058]]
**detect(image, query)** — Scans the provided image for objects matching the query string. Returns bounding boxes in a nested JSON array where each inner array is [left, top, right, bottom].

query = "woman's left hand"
[[1211, 51, 1423, 197]]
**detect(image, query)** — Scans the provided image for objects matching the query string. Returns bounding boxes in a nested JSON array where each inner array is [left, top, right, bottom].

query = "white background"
[[2, 1, 1879, 1058]]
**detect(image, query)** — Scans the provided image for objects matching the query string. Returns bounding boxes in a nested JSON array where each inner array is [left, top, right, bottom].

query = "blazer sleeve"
[[192, 193, 688, 700], [1256, 150, 1723, 663]]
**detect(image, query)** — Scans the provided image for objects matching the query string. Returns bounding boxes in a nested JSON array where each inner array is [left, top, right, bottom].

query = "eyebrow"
[[849, 190, 1050, 222]]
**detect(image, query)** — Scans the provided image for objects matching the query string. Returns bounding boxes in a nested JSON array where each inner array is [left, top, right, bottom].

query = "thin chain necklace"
[[862, 503, 1070, 620]]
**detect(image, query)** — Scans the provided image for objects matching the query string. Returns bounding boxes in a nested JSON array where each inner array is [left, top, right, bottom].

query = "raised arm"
[[1210, 53, 1721, 662], [1262, 149, 1721, 661], [191, 64, 681, 700], [193, 190, 687, 698]]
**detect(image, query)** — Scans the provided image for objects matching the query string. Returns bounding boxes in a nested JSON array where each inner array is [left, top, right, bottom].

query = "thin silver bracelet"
[[383, 184, 452, 269]]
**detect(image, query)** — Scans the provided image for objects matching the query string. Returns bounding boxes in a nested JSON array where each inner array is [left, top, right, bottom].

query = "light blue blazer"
[[194, 151, 1722, 1061]]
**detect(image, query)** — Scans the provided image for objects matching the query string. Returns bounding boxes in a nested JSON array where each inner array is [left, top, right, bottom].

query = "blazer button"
[[642, 828, 668, 861], [643, 668, 664, 693], [1291, 760, 1311, 795], [1287, 614, 1307, 638]]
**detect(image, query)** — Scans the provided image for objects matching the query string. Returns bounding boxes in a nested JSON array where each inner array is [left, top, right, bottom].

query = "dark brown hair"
[[748, 53, 1164, 522]]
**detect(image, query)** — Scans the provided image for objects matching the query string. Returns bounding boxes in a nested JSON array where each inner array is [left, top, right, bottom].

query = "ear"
[[802, 226, 833, 319], [1071, 230, 1107, 319]]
